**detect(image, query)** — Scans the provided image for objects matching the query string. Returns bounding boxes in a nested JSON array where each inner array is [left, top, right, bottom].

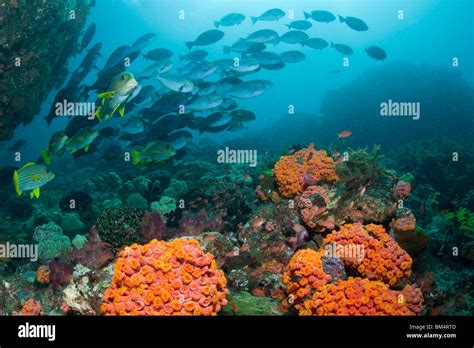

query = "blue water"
[[2, 0, 473, 163]]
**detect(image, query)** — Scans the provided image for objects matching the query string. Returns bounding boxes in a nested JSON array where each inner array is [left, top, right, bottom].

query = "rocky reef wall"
[[0, 0, 92, 141]]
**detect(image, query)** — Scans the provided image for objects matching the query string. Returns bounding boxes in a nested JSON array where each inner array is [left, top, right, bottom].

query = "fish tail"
[[303, 12, 310, 20], [185, 41, 194, 50], [40, 150, 52, 165], [214, 21, 220, 28], [130, 150, 141, 165], [251, 16, 258, 25], [338, 15, 345, 23], [13, 170, 22, 196]]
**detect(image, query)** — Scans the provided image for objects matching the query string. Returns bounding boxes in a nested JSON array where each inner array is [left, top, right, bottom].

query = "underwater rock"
[[139, 212, 168, 243], [150, 196, 176, 216], [226, 269, 249, 292], [0, 0, 93, 141], [33, 222, 72, 261], [96, 206, 142, 248], [62, 264, 114, 315], [69, 226, 114, 270], [194, 231, 236, 268], [60, 212, 85, 237], [178, 210, 225, 237], [48, 259, 74, 290], [126, 193, 148, 211]]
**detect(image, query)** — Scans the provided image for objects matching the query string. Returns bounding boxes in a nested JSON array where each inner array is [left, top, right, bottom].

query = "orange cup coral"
[[101, 238, 228, 316], [323, 223, 413, 286], [274, 143, 338, 198], [283, 249, 333, 312], [299, 277, 423, 316], [36, 265, 50, 285]]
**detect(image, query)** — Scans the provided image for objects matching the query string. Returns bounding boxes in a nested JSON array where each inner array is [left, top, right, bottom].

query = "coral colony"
[[0, 0, 473, 324]]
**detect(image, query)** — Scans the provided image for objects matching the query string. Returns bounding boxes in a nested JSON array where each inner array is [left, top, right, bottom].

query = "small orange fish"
[[333, 151, 340, 158], [251, 218, 266, 230], [335, 157, 345, 165], [338, 130, 352, 138], [243, 174, 251, 180]]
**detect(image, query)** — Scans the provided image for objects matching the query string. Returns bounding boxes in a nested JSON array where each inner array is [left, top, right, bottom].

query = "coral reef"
[[150, 196, 176, 216], [0, 0, 93, 140], [33, 222, 72, 261], [96, 206, 142, 248], [101, 238, 228, 315], [298, 277, 423, 316], [274, 143, 338, 198], [323, 223, 413, 286], [16, 298, 44, 316]]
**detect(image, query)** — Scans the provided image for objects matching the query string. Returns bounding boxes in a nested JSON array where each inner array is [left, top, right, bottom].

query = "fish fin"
[[338, 15, 345, 23], [13, 170, 22, 196], [251, 16, 258, 25], [20, 162, 36, 170], [185, 42, 194, 50], [130, 150, 141, 165], [214, 21, 220, 28], [40, 150, 52, 165], [95, 106, 103, 122], [84, 145, 89, 152], [119, 106, 125, 117], [303, 12, 311, 20], [97, 91, 115, 99], [31, 187, 40, 199]]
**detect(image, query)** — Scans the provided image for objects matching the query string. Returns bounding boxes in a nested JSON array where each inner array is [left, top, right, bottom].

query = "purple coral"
[[69, 226, 114, 270], [139, 212, 168, 243]]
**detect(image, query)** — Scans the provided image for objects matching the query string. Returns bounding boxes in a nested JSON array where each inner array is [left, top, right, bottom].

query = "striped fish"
[[13, 163, 55, 199]]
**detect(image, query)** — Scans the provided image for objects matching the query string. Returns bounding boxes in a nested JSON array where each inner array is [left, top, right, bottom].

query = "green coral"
[[126, 193, 148, 211], [97, 206, 143, 248], [445, 208, 474, 239], [222, 291, 285, 316], [150, 196, 176, 216], [399, 172, 415, 184], [163, 179, 188, 199], [60, 212, 85, 237], [72, 234, 87, 249], [33, 222, 72, 261]]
